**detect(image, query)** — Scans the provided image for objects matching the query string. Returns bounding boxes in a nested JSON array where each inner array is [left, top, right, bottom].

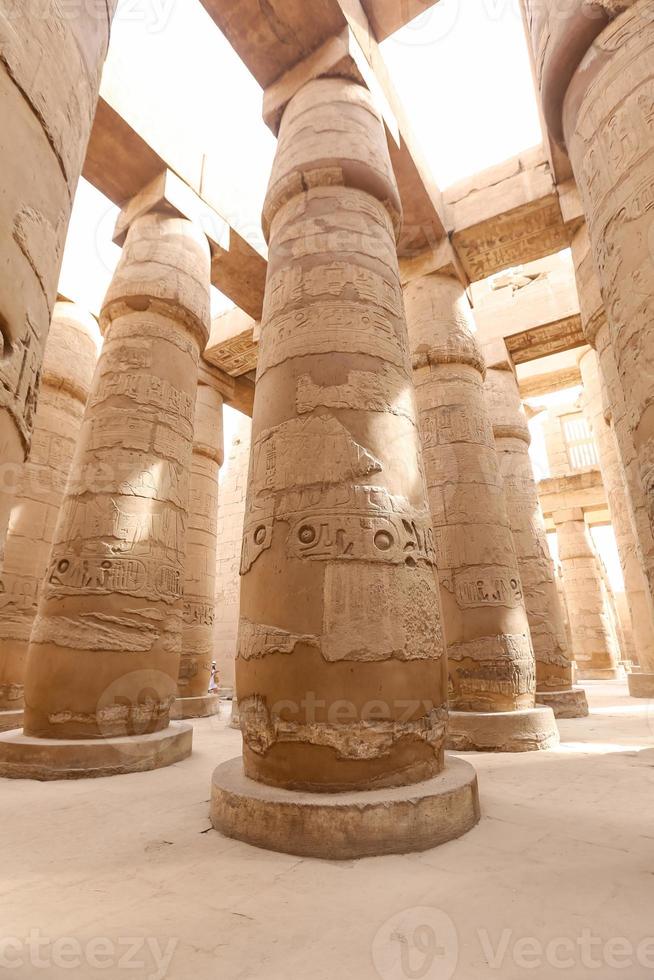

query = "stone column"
[[210, 78, 479, 859], [484, 363, 588, 718], [0, 303, 99, 733], [572, 225, 654, 696], [554, 511, 622, 680], [403, 273, 558, 752], [579, 348, 654, 668], [0, 2, 116, 557], [174, 377, 224, 719], [0, 210, 211, 780], [525, 0, 654, 691]]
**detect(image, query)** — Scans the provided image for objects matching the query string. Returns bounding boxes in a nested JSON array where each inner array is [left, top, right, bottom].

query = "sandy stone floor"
[[2, 681, 654, 979]]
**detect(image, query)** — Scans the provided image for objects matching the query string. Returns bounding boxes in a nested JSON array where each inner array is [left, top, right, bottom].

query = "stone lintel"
[[519, 365, 583, 400], [481, 338, 514, 373], [205, 308, 259, 378], [113, 169, 230, 248], [359, 0, 442, 42], [505, 314, 585, 366], [399, 239, 468, 288]]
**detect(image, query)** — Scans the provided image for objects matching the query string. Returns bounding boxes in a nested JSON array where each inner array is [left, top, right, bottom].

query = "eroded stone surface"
[[0, 303, 99, 715], [484, 366, 575, 697], [563, 3, 654, 667], [0, 3, 115, 557], [21, 212, 210, 743], [237, 78, 447, 793], [177, 382, 224, 709], [403, 274, 536, 716], [554, 512, 621, 679]]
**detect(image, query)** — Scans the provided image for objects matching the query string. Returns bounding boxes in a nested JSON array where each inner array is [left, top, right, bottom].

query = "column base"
[[230, 699, 240, 730], [576, 666, 623, 681], [0, 722, 193, 781], [210, 754, 480, 860], [536, 687, 589, 719], [0, 709, 23, 733], [628, 672, 654, 698], [446, 707, 559, 753], [171, 695, 221, 720]]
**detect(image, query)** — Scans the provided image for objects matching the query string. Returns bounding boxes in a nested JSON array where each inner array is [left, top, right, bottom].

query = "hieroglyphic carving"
[[563, 3, 654, 651], [20, 213, 211, 740], [404, 273, 537, 713], [238, 78, 446, 791]]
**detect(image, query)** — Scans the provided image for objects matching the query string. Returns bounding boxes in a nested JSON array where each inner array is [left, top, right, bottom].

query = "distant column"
[[554, 511, 622, 680], [0, 303, 99, 732], [175, 377, 224, 719], [484, 360, 587, 718], [0, 2, 116, 556], [0, 209, 211, 779], [403, 273, 558, 751]]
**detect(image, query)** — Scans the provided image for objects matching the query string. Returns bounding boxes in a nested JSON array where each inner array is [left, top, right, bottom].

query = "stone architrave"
[[484, 363, 588, 718], [525, 0, 654, 693], [0, 211, 211, 779], [174, 379, 224, 719], [0, 2, 117, 558], [403, 273, 558, 752], [210, 78, 480, 859], [0, 303, 99, 733], [554, 511, 622, 680]]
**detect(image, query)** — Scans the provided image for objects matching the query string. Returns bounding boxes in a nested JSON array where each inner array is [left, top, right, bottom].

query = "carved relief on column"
[[236, 78, 449, 793], [579, 347, 654, 670], [572, 224, 654, 681], [0, 303, 99, 730], [484, 364, 587, 718], [0, 2, 117, 556], [403, 274, 558, 750], [0, 210, 211, 779], [562, 3, 654, 624], [554, 511, 622, 680], [175, 379, 224, 719]]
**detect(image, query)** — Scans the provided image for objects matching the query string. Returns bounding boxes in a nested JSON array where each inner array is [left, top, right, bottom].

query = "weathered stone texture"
[[0, 303, 98, 715], [485, 366, 575, 698], [237, 78, 447, 793], [555, 513, 621, 679], [403, 274, 536, 714], [178, 383, 224, 703], [21, 212, 210, 740], [0, 2, 116, 556]]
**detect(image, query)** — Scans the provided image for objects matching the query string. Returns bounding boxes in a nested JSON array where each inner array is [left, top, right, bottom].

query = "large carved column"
[[0, 210, 211, 779], [0, 303, 99, 733], [0, 2, 116, 557], [525, 0, 654, 692], [579, 347, 654, 672], [484, 360, 587, 718], [210, 78, 479, 859], [572, 225, 654, 695], [403, 273, 558, 752], [554, 511, 622, 680], [174, 375, 224, 719]]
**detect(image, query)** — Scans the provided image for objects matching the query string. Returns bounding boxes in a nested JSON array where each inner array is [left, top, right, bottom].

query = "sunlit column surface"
[[0, 211, 211, 779], [403, 273, 558, 750], [0, 1, 117, 558]]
